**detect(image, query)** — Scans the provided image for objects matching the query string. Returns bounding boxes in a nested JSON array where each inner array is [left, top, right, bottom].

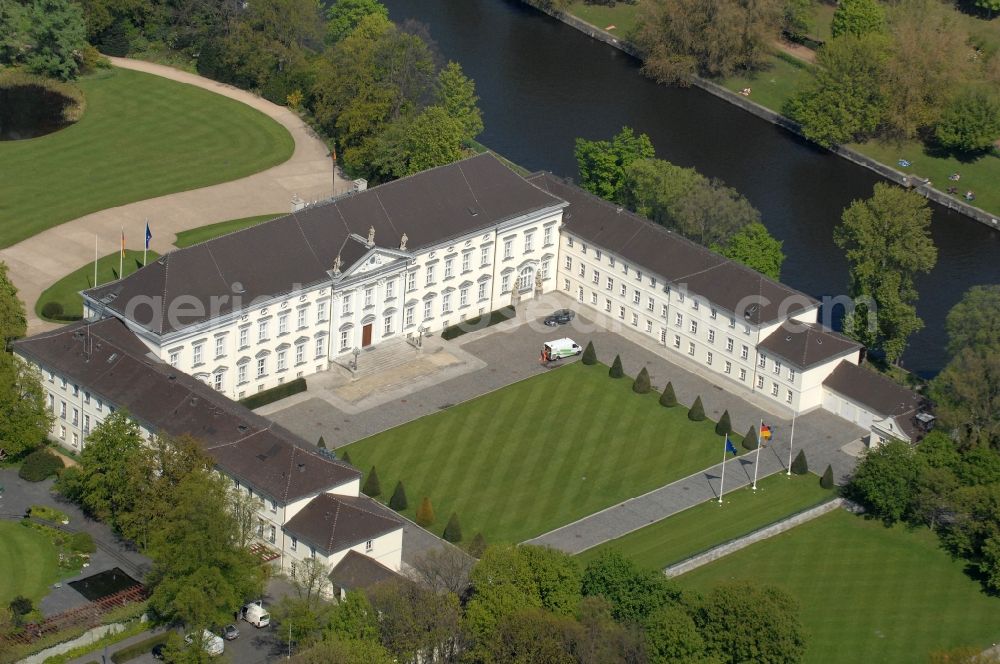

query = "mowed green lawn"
[[173, 213, 283, 248], [36, 250, 159, 321], [577, 472, 833, 570], [341, 362, 733, 543], [720, 53, 814, 113], [0, 521, 61, 607], [565, 0, 643, 39], [0, 67, 293, 249], [679, 510, 1000, 663]]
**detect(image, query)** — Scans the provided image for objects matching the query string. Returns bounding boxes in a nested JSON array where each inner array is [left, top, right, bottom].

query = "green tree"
[[317, 436, 326, 449], [935, 89, 1000, 155], [482, 608, 580, 663], [341, 450, 352, 465], [633, 367, 651, 394], [582, 341, 597, 365], [820, 464, 834, 489], [609, 354, 624, 378], [520, 545, 583, 616], [389, 480, 408, 511], [931, 346, 1000, 450], [0, 1, 31, 67], [659, 382, 677, 407], [644, 604, 706, 663], [696, 581, 805, 664], [367, 578, 462, 661], [574, 127, 655, 204], [325, 0, 388, 44], [0, 262, 26, 346], [326, 590, 379, 643], [0, 356, 51, 459], [623, 158, 704, 226], [669, 177, 762, 247], [715, 410, 732, 436], [581, 549, 681, 624], [436, 61, 483, 141], [688, 396, 705, 421], [716, 222, 785, 280], [293, 636, 394, 664], [742, 425, 758, 451], [415, 496, 435, 527], [847, 440, 920, 522], [361, 105, 468, 181], [443, 512, 463, 543], [273, 594, 333, 649], [831, 0, 886, 38], [785, 35, 889, 147], [2, 0, 88, 79], [834, 183, 937, 364], [791, 449, 809, 475], [944, 285, 1000, 357], [362, 466, 382, 497], [468, 532, 488, 558]]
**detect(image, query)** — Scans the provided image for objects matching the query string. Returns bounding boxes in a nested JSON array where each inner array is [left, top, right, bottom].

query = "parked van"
[[543, 338, 582, 360], [242, 600, 271, 628], [185, 629, 224, 656]]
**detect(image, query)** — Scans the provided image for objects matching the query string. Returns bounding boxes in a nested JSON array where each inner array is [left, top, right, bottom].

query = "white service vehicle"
[[242, 600, 271, 628], [185, 629, 224, 656], [542, 338, 582, 360]]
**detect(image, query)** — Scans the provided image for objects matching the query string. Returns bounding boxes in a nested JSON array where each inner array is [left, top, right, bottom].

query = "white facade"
[[281, 526, 404, 583]]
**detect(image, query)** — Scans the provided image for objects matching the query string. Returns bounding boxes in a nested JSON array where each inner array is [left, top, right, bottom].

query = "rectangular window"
[[83, 414, 90, 434], [504, 239, 513, 259], [239, 327, 248, 349], [620, 283, 626, 296], [707, 351, 713, 366], [213, 372, 224, 391], [277, 350, 287, 371], [605, 298, 612, 312], [405, 306, 415, 327], [460, 287, 469, 307], [688, 342, 695, 356], [544, 226, 552, 246], [193, 343, 203, 365], [729, 316, 736, 329], [567, 236, 574, 248], [502, 274, 511, 292], [645, 320, 652, 332], [96, 399, 102, 412], [619, 306, 626, 319], [364, 287, 374, 308], [623, 264, 629, 275], [169, 350, 179, 367], [660, 329, 667, 344], [317, 301, 328, 322], [631, 313, 638, 326], [424, 299, 433, 320], [481, 245, 490, 267], [741, 345, 749, 360], [739, 367, 747, 381], [72, 407, 79, 425], [565, 256, 573, 270], [340, 329, 349, 351], [774, 361, 782, 375], [708, 330, 715, 343], [384, 315, 393, 335], [442, 292, 452, 313], [238, 363, 247, 384], [297, 308, 306, 329], [690, 320, 698, 334], [462, 252, 471, 273], [257, 320, 268, 342], [426, 265, 435, 286], [675, 312, 683, 327], [673, 334, 681, 349], [759, 354, 767, 369], [290, 537, 297, 552], [609, 256, 616, 267], [771, 382, 780, 397], [692, 299, 699, 310], [365, 539, 374, 553], [581, 243, 588, 254], [407, 272, 416, 292], [578, 286, 584, 302], [478, 282, 488, 301], [315, 337, 326, 358], [278, 313, 288, 335], [563, 278, 570, 291], [744, 324, 751, 335], [591, 292, 598, 305], [787, 389, 794, 404], [757, 376, 765, 389], [607, 276, 614, 290], [60, 425, 65, 440], [269, 525, 276, 543], [647, 297, 654, 312], [725, 361, 732, 374], [445, 258, 454, 279], [72, 432, 78, 447], [386, 280, 395, 299], [726, 338, 734, 352], [257, 357, 266, 378], [579, 263, 585, 277], [593, 269, 600, 285], [524, 232, 534, 252], [710, 307, 718, 320], [542, 260, 550, 279], [295, 342, 304, 364], [788, 368, 796, 382], [595, 249, 602, 260], [633, 290, 640, 305], [636, 270, 642, 281], [678, 292, 685, 303], [215, 336, 225, 358], [661, 304, 668, 318]]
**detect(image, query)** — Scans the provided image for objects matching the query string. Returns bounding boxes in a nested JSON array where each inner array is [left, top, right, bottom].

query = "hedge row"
[[110, 632, 170, 663], [239, 377, 307, 410], [441, 306, 516, 341]]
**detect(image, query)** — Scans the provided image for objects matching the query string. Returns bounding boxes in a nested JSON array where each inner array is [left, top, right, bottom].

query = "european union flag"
[[145, 222, 152, 250], [725, 436, 738, 456]]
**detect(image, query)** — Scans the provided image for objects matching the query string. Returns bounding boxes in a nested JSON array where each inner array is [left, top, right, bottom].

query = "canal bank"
[[521, 0, 999, 231]]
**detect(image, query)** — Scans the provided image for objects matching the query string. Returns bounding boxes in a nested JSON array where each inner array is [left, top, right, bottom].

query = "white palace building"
[[13, 153, 928, 584]]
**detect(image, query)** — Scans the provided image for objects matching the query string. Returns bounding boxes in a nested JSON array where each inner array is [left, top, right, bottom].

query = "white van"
[[185, 629, 224, 656], [242, 600, 270, 628], [543, 338, 582, 360]]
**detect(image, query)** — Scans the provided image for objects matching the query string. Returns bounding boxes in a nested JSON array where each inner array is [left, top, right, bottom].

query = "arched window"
[[517, 266, 535, 292]]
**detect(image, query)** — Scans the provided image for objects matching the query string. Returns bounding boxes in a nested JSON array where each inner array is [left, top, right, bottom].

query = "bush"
[[416, 496, 435, 527], [715, 410, 732, 436], [40, 301, 64, 319], [934, 89, 1000, 155], [820, 464, 835, 489], [70, 531, 96, 554], [467, 532, 488, 558], [632, 367, 651, 394], [609, 355, 624, 378], [29, 504, 68, 523], [19, 449, 64, 482], [443, 512, 463, 543], [239, 377, 307, 409], [340, 450, 352, 465], [362, 466, 382, 498], [317, 436, 326, 449], [742, 425, 758, 451], [110, 632, 171, 663], [582, 341, 597, 365], [792, 449, 809, 475], [687, 396, 705, 421], [659, 382, 677, 407], [389, 481, 408, 511], [9, 595, 32, 617], [441, 307, 515, 340]]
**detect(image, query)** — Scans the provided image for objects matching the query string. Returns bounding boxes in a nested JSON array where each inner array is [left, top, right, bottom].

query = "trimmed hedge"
[[389, 481, 408, 511], [820, 464, 834, 489], [742, 425, 759, 451], [443, 512, 463, 543], [609, 355, 624, 378], [110, 632, 171, 663], [715, 410, 732, 436], [659, 382, 677, 407], [18, 449, 64, 482], [792, 449, 809, 475], [441, 306, 516, 340], [362, 466, 382, 497], [688, 396, 705, 421], [416, 496, 435, 527], [581, 341, 597, 365], [239, 377, 306, 409], [632, 367, 651, 394]]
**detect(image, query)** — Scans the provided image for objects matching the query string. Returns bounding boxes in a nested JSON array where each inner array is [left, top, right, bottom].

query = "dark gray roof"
[[329, 550, 401, 590], [528, 173, 818, 325], [822, 362, 924, 439], [282, 493, 403, 556], [84, 154, 564, 335], [12, 318, 359, 502], [758, 323, 860, 369]]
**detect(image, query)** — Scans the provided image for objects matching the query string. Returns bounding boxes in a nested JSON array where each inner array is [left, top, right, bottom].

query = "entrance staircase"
[[332, 337, 421, 381]]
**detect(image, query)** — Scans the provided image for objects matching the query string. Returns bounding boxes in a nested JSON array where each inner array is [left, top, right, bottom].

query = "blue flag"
[[725, 436, 738, 456], [145, 222, 152, 249]]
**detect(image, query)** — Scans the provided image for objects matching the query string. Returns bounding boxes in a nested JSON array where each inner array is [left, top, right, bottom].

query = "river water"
[[383, 0, 1000, 376]]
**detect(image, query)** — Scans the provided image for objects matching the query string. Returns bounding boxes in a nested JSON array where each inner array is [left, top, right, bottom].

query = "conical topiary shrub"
[[633, 367, 651, 394], [609, 355, 624, 378], [688, 396, 705, 421], [792, 449, 809, 475], [467, 532, 487, 557], [715, 410, 732, 436], [820, 464, 834, 489], [317, 436, 326, 449], [582, 341, 597, 365], [389, 481, 408, 511], [742, 425, 758, 451], [416, 496, 435, 527], [340, 450, 352, 465], [443, 512, 463, 543], [362, 466, 382, 497], [659, 382, 677, 407]]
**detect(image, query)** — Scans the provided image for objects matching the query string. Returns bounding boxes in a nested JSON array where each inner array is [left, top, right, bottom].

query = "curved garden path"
[[1, 57, 349, 335]]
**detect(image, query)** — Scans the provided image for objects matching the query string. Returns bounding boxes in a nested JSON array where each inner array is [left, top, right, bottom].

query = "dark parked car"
[[151, 643, 166, 660], [223, 624, 240, 640], [543, 309, 576, 327]]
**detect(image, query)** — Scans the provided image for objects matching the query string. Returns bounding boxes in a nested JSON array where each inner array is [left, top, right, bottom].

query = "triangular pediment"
[[337, 246, 411, 280]]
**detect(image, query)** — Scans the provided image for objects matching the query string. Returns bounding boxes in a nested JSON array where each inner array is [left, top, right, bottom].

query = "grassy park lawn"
[[36, 250, 159, 321], [0, 67, 293, 249], [340, 362, 735, 543], [576, 472, 833, 570], [806, 2, 836, 44], [679, 510, 1000, 664], [0, 521, 61, 607], [564, 1, 642, 38], [173, 213, 283, 248], [720, 53, 813, 113]]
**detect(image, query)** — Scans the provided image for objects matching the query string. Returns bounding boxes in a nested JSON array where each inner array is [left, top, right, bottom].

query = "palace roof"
[[758, 322, 860, 369], [282, 493, 403, 556]]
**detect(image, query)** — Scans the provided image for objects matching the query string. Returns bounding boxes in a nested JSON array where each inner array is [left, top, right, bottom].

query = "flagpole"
[[143, 218, 148, 267], [119, 227, 124, 280], [752, 418, 763, 490], [718, 434, 728, 505], [93, 235, 99, 288], [787, 412, 797, 477]]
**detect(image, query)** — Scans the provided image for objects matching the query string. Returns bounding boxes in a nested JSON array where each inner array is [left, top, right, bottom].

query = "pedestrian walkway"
[[524, 428, 825, 554], [2, 57, 348, 336]]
